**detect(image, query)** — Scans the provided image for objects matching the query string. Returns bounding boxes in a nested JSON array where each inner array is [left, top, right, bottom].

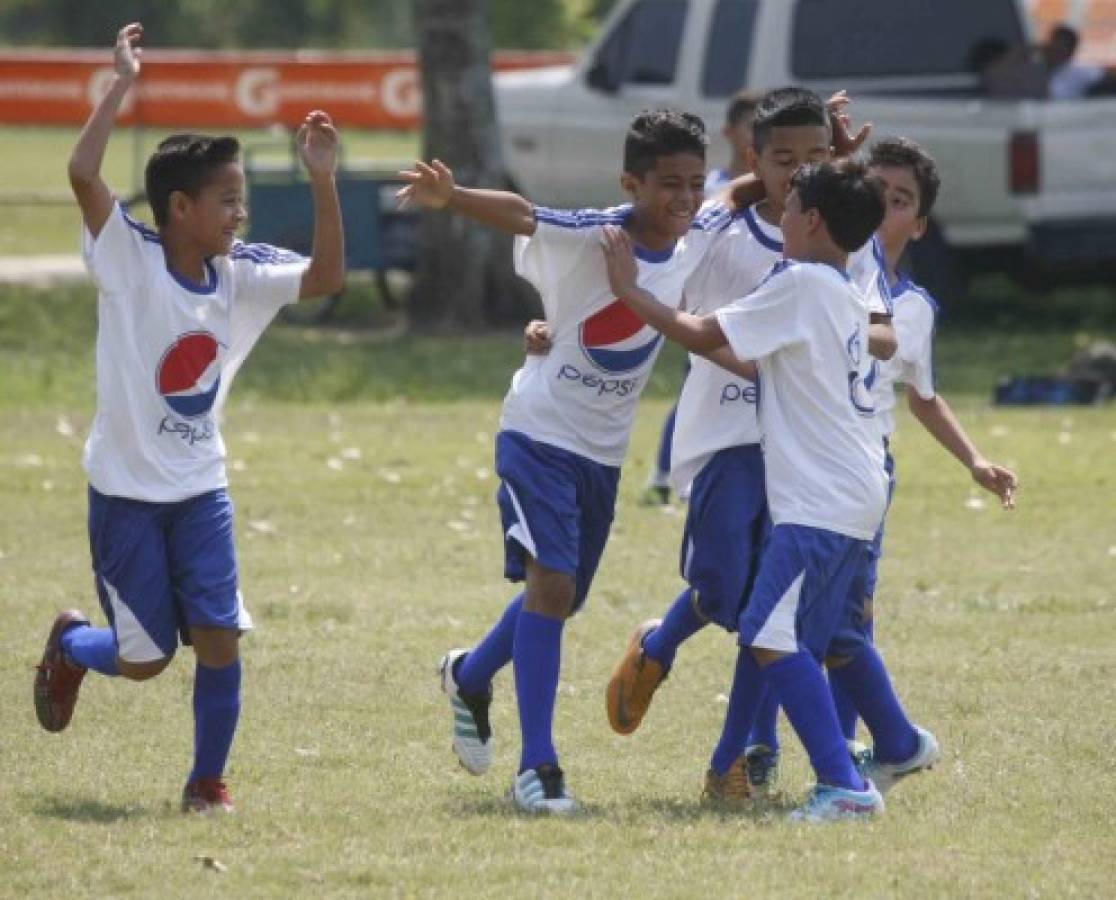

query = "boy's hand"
[[827, 90, 871, 158], [601, 225, 639, 300], [396, 159, 456, 210], [524, 320, 552, 355], [971, 459, 1018, 509], [114, 22, 143, 82], [297, 110, 339, 177]]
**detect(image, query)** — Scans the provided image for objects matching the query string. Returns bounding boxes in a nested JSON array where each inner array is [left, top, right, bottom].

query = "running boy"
[[603, 159, 906, 820], [397, 111, 733, 813], [823, 137, 1017, 780], [32, 23, 344, 813], [604, 89, 895, 789]]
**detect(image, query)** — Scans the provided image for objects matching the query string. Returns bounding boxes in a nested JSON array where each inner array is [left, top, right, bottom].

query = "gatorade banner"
[[0, 50, 574, 129]]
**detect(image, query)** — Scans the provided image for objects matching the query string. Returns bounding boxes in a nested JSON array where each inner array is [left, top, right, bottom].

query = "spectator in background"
[[1043, 23, 1106, 99], [968, 37, 1048, 99]]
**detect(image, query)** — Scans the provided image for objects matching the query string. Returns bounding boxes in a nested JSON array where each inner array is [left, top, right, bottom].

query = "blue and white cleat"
[[438, 649, 493, 776], [859, 725, 941, 796], [790, 780, 884, 822], [510, 764, 578, 816]]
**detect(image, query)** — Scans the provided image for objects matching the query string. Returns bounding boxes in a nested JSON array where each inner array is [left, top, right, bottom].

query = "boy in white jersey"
[[822, 138, 1017, 791], [32, 23, 344, 813], [641, 91, 762, 506], [604, 89, 895, 796], [603, 159, 914, 820], [397, 111, 733, 813]]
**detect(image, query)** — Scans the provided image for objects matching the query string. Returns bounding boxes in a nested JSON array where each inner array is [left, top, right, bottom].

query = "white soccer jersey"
[[715, 261, 889, 540], [502, 202, 732, 467], [670, 204, 780, 491], [80, 202, 307, 502], [670, 211, 891, 491], [870, 277, 939, 437]]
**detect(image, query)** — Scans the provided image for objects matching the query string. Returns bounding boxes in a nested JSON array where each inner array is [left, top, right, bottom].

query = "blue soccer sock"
[[764, 652, 865, 791], [513, 610, 564, 773], [456, 593, 523, 695], [709, 649, 766, 775], [746, 685, 781, 752], [190, 659, 241, 782], [828, 644, 919, 764], [829, 675, 859, 742], [655, 405, 678, 478], [641, 588, 705, 670], [60, 625, 119, 676]]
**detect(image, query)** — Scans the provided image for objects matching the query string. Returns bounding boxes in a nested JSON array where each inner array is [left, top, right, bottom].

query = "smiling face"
[[621, 151, 708, 242], [869, 163, 927, 256], [172, 161, 247, 257], [749, 124, 830, 217]]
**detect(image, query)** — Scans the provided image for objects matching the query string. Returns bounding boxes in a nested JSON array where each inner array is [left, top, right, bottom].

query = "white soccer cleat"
[[789, 780, 884, 823], [859, 725, 942, 795], [438, 648, 493, 776], [510, 765, 578, 816]]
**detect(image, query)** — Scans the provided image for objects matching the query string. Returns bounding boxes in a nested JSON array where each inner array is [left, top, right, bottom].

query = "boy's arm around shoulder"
[[69, 23, 143, 238], [397, 159, 536, 236], [296, 111, 346, 300], [602, 225, 728, 354]]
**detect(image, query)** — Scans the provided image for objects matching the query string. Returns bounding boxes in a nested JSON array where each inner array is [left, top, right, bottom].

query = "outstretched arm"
[[602, 226, 728, 354], [907, 389, 1018, 508], [396, 159, 536, 236], [68, 22, 142, 238], [296, 110, 346, 299]]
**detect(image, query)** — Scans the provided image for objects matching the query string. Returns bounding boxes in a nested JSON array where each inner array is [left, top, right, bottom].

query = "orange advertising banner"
[[0, 50, 575, 129]]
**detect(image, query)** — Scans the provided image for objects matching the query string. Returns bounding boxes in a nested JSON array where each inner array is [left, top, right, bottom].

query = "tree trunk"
[[411, 0, 540, 331]]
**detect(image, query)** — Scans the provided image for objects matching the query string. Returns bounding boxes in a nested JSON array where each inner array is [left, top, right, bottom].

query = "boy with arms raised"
[[821, 137, 1017, 788], [32, 23, 344, 812], [604, 88, 895, 798], [398, 111, 734, 813], [602, 159, 911, 820]]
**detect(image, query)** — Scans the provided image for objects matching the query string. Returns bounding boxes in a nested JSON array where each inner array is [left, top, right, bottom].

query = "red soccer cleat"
[[33, 609, 90, 732], [182, 777, 235, 814]]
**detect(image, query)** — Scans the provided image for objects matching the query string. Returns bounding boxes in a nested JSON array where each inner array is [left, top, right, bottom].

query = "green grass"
[[1, 125, 419, 256], [2, 282, 1116, 896]]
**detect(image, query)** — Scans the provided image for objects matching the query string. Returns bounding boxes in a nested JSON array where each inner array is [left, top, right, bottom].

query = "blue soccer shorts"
[[494, 430, 620, 612], [737, 523, 870, 660], [680, 444, 769, 631], [87, 485, 252, 663]]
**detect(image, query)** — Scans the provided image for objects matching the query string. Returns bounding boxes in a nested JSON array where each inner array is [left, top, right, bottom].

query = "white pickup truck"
[[494, 0, 1116, 297]]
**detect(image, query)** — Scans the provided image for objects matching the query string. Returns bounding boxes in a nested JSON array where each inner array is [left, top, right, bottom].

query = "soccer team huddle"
[[33, 23, 1017, 820]]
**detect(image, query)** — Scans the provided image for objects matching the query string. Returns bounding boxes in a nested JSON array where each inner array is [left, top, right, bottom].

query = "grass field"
[[2, 281, 1115, 897]]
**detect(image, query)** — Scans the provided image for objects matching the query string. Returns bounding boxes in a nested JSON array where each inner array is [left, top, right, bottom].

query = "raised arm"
[[68, 22, 142, 238], [397, 159, 536, 236], [295, 110, 346, 299], [906, 388, 1018, 509], [602, 226, 728, 354]]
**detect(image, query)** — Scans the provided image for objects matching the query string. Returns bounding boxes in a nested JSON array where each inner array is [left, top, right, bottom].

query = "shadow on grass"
[[448, 793, 793, 824], [35, 797, 152, 824]]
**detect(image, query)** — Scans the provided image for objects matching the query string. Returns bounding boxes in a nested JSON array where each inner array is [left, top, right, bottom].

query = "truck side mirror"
[[587, 60, 620, 94]]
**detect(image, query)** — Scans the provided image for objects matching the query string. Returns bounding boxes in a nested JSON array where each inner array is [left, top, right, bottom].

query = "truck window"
[[791, 0, 1026, 79], [702, 0, 759, 97], [589, 0, 688, 89]]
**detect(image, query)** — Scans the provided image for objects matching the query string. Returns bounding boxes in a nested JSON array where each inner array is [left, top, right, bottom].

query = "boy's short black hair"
[[724, 90, 761, 127], [868, 136, 941, 217], [752, 87, 829, 153], [144, 134, 242, 229], [1051, 23, 1080, 53], [790, 159, 885, 252], [623, 109, 708, 178]]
